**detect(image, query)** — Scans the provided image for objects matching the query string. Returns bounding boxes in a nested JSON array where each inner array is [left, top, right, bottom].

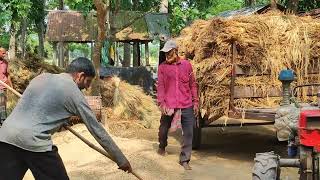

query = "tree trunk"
[[132, 0, 139, 10], [245, 0, 256, 6], [145, 42, 149, 66], [37, 21, 45, 58], [123, 43, 131, 67], [9, 23, 16, 60], [92, 0, 108, 95], [59, 0, 64, 10], [271, 0, 277, 9], [20, 18, 28, 59], [287, 0, 299, 14], [37, 0, 45, 58], [159, 0, 168, 13]]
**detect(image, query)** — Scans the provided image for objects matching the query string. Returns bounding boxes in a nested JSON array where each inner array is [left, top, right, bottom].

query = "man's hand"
[[160, 104, 170, 115], [193, 105, 199, 117], [193, 105, 199, 127], [118, 161, 132, 173]]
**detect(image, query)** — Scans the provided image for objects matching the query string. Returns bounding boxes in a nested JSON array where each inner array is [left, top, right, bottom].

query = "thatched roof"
[[46, 10, 170, 42], [46, 11, 97, 42]]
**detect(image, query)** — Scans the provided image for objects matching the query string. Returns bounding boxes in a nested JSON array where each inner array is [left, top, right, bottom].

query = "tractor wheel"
[[252, 152, 281, 180], [192, 125, 202, 149]]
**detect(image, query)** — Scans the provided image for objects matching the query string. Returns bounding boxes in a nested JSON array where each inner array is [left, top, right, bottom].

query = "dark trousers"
[[0, 142, 69, 180], [158, 107, 195, 163], [0, 89, 7, 125]]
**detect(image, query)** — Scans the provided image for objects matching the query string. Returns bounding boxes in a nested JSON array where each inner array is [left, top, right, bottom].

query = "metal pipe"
[[279, 159, 300, 167]]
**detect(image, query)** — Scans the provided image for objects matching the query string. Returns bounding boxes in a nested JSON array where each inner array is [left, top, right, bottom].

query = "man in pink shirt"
[[157, 40, 199, 170], [0, 48, 13, 125]]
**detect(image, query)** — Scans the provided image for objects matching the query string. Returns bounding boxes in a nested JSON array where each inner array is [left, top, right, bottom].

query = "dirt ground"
[[23, 119, 299, 180]]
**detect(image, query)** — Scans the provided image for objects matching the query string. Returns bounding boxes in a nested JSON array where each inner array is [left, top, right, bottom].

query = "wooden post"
[[133, 42, 139, 67], [145, 42, 150, 66], [229, 42, 237, 111], [58, 0, 64, 67], [58, 42, 64, 67], [91, 41, 94, 60], [123, 43, 131, 67]]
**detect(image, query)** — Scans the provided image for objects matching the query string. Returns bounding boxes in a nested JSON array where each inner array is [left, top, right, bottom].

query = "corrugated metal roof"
[[217, 5, 265, 18], [217, 4, 286, 19], [46, 10, 170, 42], [145, 13, 170, 40], [46, 11, 97, 42], [111, 11, 151, 41]]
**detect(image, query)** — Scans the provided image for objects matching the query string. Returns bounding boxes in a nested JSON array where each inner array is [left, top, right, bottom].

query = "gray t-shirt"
[[0, 73, 128, 166]]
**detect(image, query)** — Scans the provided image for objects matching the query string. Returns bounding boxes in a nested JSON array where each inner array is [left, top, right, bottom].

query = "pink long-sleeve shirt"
[[157, 59, 199, 109]]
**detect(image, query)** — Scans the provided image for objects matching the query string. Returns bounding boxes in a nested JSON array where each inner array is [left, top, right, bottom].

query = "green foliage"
[[279, 0, 320, 12], [0, 33, 10, 49], [0, 0, 32, 19], [65, 0, 94, 14], [169, 0, 245, 36]]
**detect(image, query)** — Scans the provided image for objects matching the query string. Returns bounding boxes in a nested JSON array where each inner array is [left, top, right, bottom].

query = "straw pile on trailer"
[[101, 77, 160, 129], [176, 12, 320, 124]]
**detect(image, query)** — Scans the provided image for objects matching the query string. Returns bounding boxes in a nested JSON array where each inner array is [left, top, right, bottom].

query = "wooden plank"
[[205, 118, 274, 127], [234, 86, 281, 98], [234, 86, 320, 99], [228, 110, 276, 121], [234, 65, 320, 76]]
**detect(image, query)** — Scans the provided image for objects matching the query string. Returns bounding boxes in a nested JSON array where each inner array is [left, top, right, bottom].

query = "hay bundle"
[[9, 55, 62, 93], [176, 12, 320, 124], [101, 77, 160, 129], [6, 56, 62, 114]]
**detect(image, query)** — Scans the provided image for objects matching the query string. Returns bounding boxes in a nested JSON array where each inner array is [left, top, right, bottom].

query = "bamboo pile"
[[176, 12, 320, 124]]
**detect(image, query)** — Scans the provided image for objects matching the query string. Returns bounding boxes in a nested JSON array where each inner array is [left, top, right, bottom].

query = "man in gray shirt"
[[0, 57, 131, 180]]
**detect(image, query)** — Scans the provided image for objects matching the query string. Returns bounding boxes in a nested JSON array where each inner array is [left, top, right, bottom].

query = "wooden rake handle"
[[0, 80, 143, 180]]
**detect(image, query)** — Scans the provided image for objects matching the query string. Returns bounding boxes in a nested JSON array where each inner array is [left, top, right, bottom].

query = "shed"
[[46, 10, 170, 67]]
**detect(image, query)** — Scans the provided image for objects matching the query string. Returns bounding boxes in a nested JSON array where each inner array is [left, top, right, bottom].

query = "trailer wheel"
[[192, 125, 202, 149], [252, 152, 280, 180]]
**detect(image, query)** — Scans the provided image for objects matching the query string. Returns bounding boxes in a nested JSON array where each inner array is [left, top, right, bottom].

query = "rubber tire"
[[252, 152, 281, 180], [192, 125, 202, 149]]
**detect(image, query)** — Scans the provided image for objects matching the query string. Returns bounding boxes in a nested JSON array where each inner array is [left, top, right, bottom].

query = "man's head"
[[0, 48, 7, 60], [66, 57, 96, 90], [160, 39, 179, 64]]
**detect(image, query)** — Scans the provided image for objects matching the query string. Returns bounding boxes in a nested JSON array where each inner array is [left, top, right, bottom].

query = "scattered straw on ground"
[[23, 124, 183, 180]]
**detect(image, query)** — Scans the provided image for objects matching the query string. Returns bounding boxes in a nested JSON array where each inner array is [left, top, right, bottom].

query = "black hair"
[[66, 57, 96, 77]]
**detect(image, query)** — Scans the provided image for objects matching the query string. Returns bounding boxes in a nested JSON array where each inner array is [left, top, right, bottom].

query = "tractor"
[[252, 70, 320, 180], [252, 109, 320, 180]]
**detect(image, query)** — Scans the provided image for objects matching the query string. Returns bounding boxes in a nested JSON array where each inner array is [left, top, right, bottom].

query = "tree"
[[169, 0, 243, 36], [245, 0, 256, 6], [0, 0, 32, 59]]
